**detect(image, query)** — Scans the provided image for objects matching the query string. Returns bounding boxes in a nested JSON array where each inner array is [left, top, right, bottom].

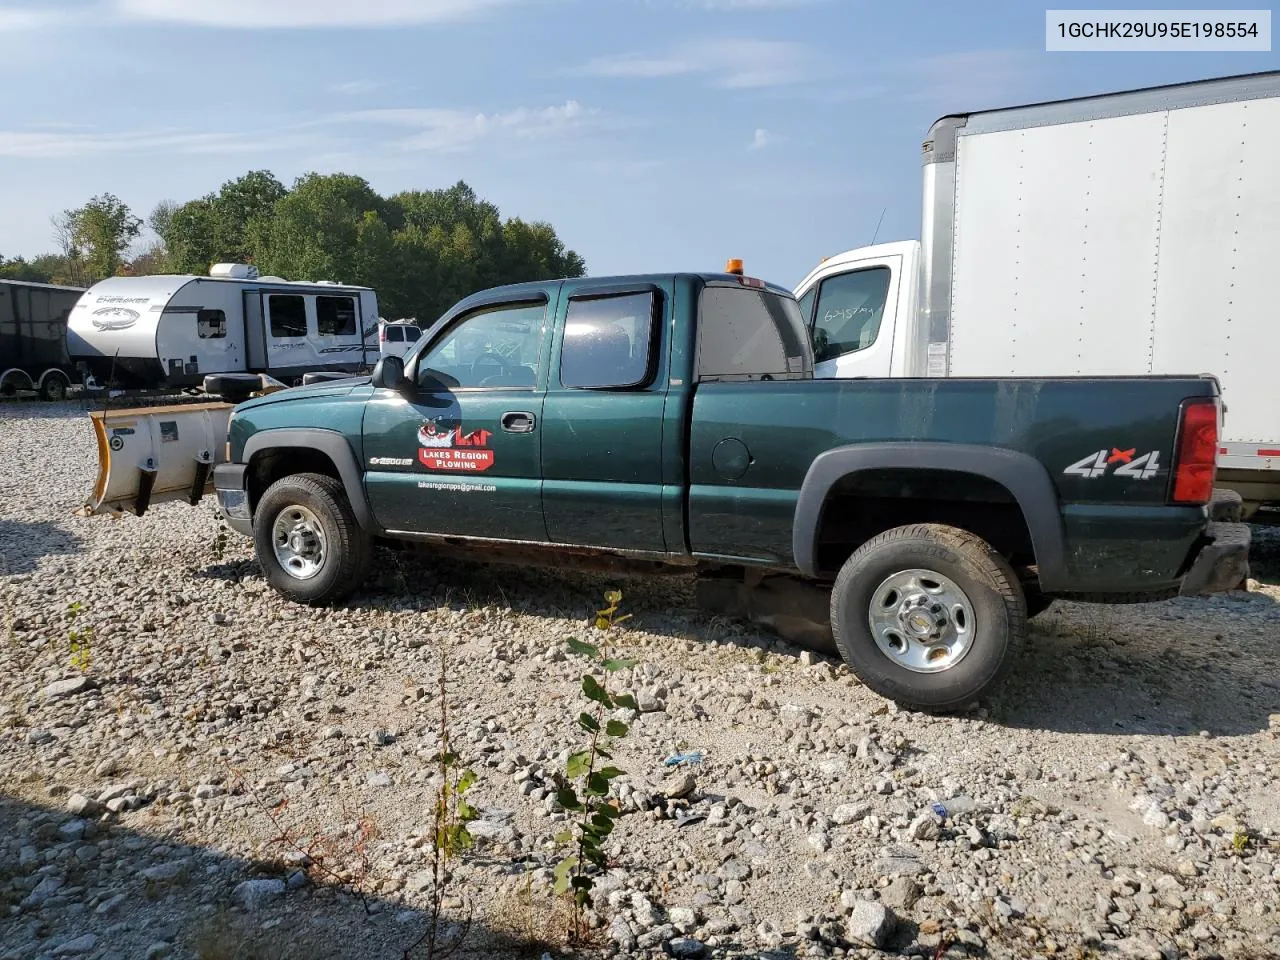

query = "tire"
[[40, 371, 70, 402], [829, 523, 1027, 713], [253, 473, 371, 605]]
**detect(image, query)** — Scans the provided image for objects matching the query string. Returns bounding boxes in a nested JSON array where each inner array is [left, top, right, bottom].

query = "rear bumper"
[[1179, 520, 1251, 596], [212, 463, 253, 537]]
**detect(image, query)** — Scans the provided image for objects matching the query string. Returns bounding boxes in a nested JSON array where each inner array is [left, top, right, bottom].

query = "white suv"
[[378, 320, 422, 359]]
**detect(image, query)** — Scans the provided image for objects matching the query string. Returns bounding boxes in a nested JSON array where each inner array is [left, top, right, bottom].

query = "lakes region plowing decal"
[[417, 418, 494, 472]]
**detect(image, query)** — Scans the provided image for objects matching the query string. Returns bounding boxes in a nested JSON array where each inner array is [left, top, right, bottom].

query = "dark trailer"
[[0, 278, 85, 400]]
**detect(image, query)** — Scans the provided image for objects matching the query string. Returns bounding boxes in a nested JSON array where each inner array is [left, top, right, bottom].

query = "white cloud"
[[342, 100, 598, 152], [575, 37, 815, 89], [749, 128, 770, 150], [0, 7, 73, 30], [0, 127, 309, 159], [698, 0, 824, 6], [113, 0, 519, 28], [331, 79, 384, 96]]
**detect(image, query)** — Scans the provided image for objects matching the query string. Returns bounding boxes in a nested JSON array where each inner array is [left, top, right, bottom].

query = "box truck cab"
[[794, 70, 1280, 516]]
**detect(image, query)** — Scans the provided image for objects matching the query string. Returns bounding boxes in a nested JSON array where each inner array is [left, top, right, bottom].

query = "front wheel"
[[253, 473, 371, 604], [830, 523, 1027, 712]]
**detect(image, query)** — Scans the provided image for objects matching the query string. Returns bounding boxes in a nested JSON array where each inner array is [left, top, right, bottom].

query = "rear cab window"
[[696, 284, 812, 381]]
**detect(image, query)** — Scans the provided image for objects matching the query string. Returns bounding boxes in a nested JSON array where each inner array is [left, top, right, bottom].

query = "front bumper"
[[1179, 520, 1251, 596], [212, 463, 253, 538]]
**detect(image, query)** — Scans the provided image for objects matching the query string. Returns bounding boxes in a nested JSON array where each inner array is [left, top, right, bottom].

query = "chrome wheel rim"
[[271, 505, 327, 580], [868, 568, 975, 673]]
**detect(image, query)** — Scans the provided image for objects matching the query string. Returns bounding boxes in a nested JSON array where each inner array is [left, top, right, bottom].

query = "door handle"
[[502, 411, 536, 433]]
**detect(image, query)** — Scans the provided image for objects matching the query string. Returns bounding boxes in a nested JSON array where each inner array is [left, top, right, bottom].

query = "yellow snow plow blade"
[[80, 403, 234, 517]]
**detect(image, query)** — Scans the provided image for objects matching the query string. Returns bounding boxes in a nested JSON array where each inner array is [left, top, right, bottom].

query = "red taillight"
[[1171, 398, 1218, 504], [379, 326, 386, 342]]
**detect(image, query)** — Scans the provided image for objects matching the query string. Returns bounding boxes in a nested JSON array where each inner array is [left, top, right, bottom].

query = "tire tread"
[[829, 523, 1027, 712], [254, 472, 371, 605]]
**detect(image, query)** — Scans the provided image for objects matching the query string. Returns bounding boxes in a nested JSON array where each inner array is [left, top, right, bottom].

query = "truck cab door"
[[361, 294, 553, 542], [541, 283, 670, 553], [794, 253, 901, 379]]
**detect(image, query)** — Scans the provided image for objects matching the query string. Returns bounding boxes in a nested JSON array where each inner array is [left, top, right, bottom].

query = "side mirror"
[[370, 355, 406, 391]]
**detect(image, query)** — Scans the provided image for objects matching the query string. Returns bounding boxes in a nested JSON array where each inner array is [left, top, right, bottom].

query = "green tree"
[[257, 173, 388, 285], [163, 198, 217, 275], [160, 171, 286, 275], [0, 255, 54, 283], [212, 170, 286, 263], [63, 194, 142, 281]]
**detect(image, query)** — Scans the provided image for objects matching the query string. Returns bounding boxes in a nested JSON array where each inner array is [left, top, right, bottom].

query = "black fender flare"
[[242, 428, 380, 533], [791, 442, 1069, 591]]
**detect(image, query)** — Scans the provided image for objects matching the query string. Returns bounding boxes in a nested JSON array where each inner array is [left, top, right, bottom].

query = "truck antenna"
[[871, 207, 887, 245]]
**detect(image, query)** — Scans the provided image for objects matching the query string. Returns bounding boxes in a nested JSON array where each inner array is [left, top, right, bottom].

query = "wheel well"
[[814, 469, 1037, 579], [247, 448, 342, 512], [1, 368, 34, 393]]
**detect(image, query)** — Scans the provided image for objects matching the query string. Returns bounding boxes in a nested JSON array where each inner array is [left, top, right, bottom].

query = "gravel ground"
[[1, 399, 1278, 960]]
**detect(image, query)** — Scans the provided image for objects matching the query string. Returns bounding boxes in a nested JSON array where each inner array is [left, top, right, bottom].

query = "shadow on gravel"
[[0, 520, 82, 576], [1, 793, 811, 960], [991, 597, 1280, 737], [0, 794, 549, 960], [192, 545, 787, 658]]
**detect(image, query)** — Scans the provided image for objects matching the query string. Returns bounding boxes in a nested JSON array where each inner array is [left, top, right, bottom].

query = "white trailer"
[[793, 70, 1280, 516], [66, 264, 379, 391]]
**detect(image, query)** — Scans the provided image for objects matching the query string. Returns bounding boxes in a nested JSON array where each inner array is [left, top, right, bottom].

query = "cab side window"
[[811, 267, 891, 363], [417, 300, 546, 390], [559, 291, 657, 389]]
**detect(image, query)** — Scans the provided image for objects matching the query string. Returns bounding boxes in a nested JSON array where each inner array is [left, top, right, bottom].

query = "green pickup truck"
[[211, 269, 1250, 710]]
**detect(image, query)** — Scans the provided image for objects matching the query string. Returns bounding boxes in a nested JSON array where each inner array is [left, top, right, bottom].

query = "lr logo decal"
[[1064, 448, 1161, 480]]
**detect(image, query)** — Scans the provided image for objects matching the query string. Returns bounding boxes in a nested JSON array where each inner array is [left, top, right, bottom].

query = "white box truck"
[[793, 70, 1280, 516]]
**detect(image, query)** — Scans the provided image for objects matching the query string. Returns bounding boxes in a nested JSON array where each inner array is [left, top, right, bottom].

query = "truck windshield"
[[696, 285, 812, 382]]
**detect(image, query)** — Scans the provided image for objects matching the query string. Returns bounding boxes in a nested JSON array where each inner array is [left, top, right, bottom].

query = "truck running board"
[[79, 402, 234, 518]]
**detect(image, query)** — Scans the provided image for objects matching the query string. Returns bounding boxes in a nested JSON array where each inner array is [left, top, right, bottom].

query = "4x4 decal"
[[1064, 448, 1161, 480]]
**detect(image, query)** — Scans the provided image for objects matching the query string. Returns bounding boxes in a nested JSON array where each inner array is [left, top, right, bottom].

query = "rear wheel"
[[40, 371, 70, 401], [830, 523, 1027, 712], [253, 473, 371, 604]]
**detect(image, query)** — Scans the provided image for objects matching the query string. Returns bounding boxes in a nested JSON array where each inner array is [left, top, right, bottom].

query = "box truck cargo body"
[[794, 70, 1280, 515]]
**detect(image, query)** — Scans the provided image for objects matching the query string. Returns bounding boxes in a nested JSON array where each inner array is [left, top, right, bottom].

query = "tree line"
[[1, 171, 587, 323]]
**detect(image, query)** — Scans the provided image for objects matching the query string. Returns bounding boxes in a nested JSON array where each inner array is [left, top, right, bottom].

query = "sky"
[[0, 0, 1276, 289]]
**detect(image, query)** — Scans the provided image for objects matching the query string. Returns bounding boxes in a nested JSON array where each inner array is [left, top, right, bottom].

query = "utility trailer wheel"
[[40, 371, 70, 401], [253, 473, 372, 605], [830, 523, 1027, 712]]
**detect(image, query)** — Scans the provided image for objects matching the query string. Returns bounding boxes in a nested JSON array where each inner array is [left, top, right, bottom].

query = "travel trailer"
[[66, 264, 379, 391], [793, 70, 1280, 516], [0, 278, 86, 400]]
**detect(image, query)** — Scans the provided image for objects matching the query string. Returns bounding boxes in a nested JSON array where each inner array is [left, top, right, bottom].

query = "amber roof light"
[[725, 258, 744, 275]]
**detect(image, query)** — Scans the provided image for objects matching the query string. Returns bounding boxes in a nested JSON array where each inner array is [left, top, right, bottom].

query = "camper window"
[[269, 295, 308, 339], [317, 295, 357, 337], [197, 309, 227, 339]]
